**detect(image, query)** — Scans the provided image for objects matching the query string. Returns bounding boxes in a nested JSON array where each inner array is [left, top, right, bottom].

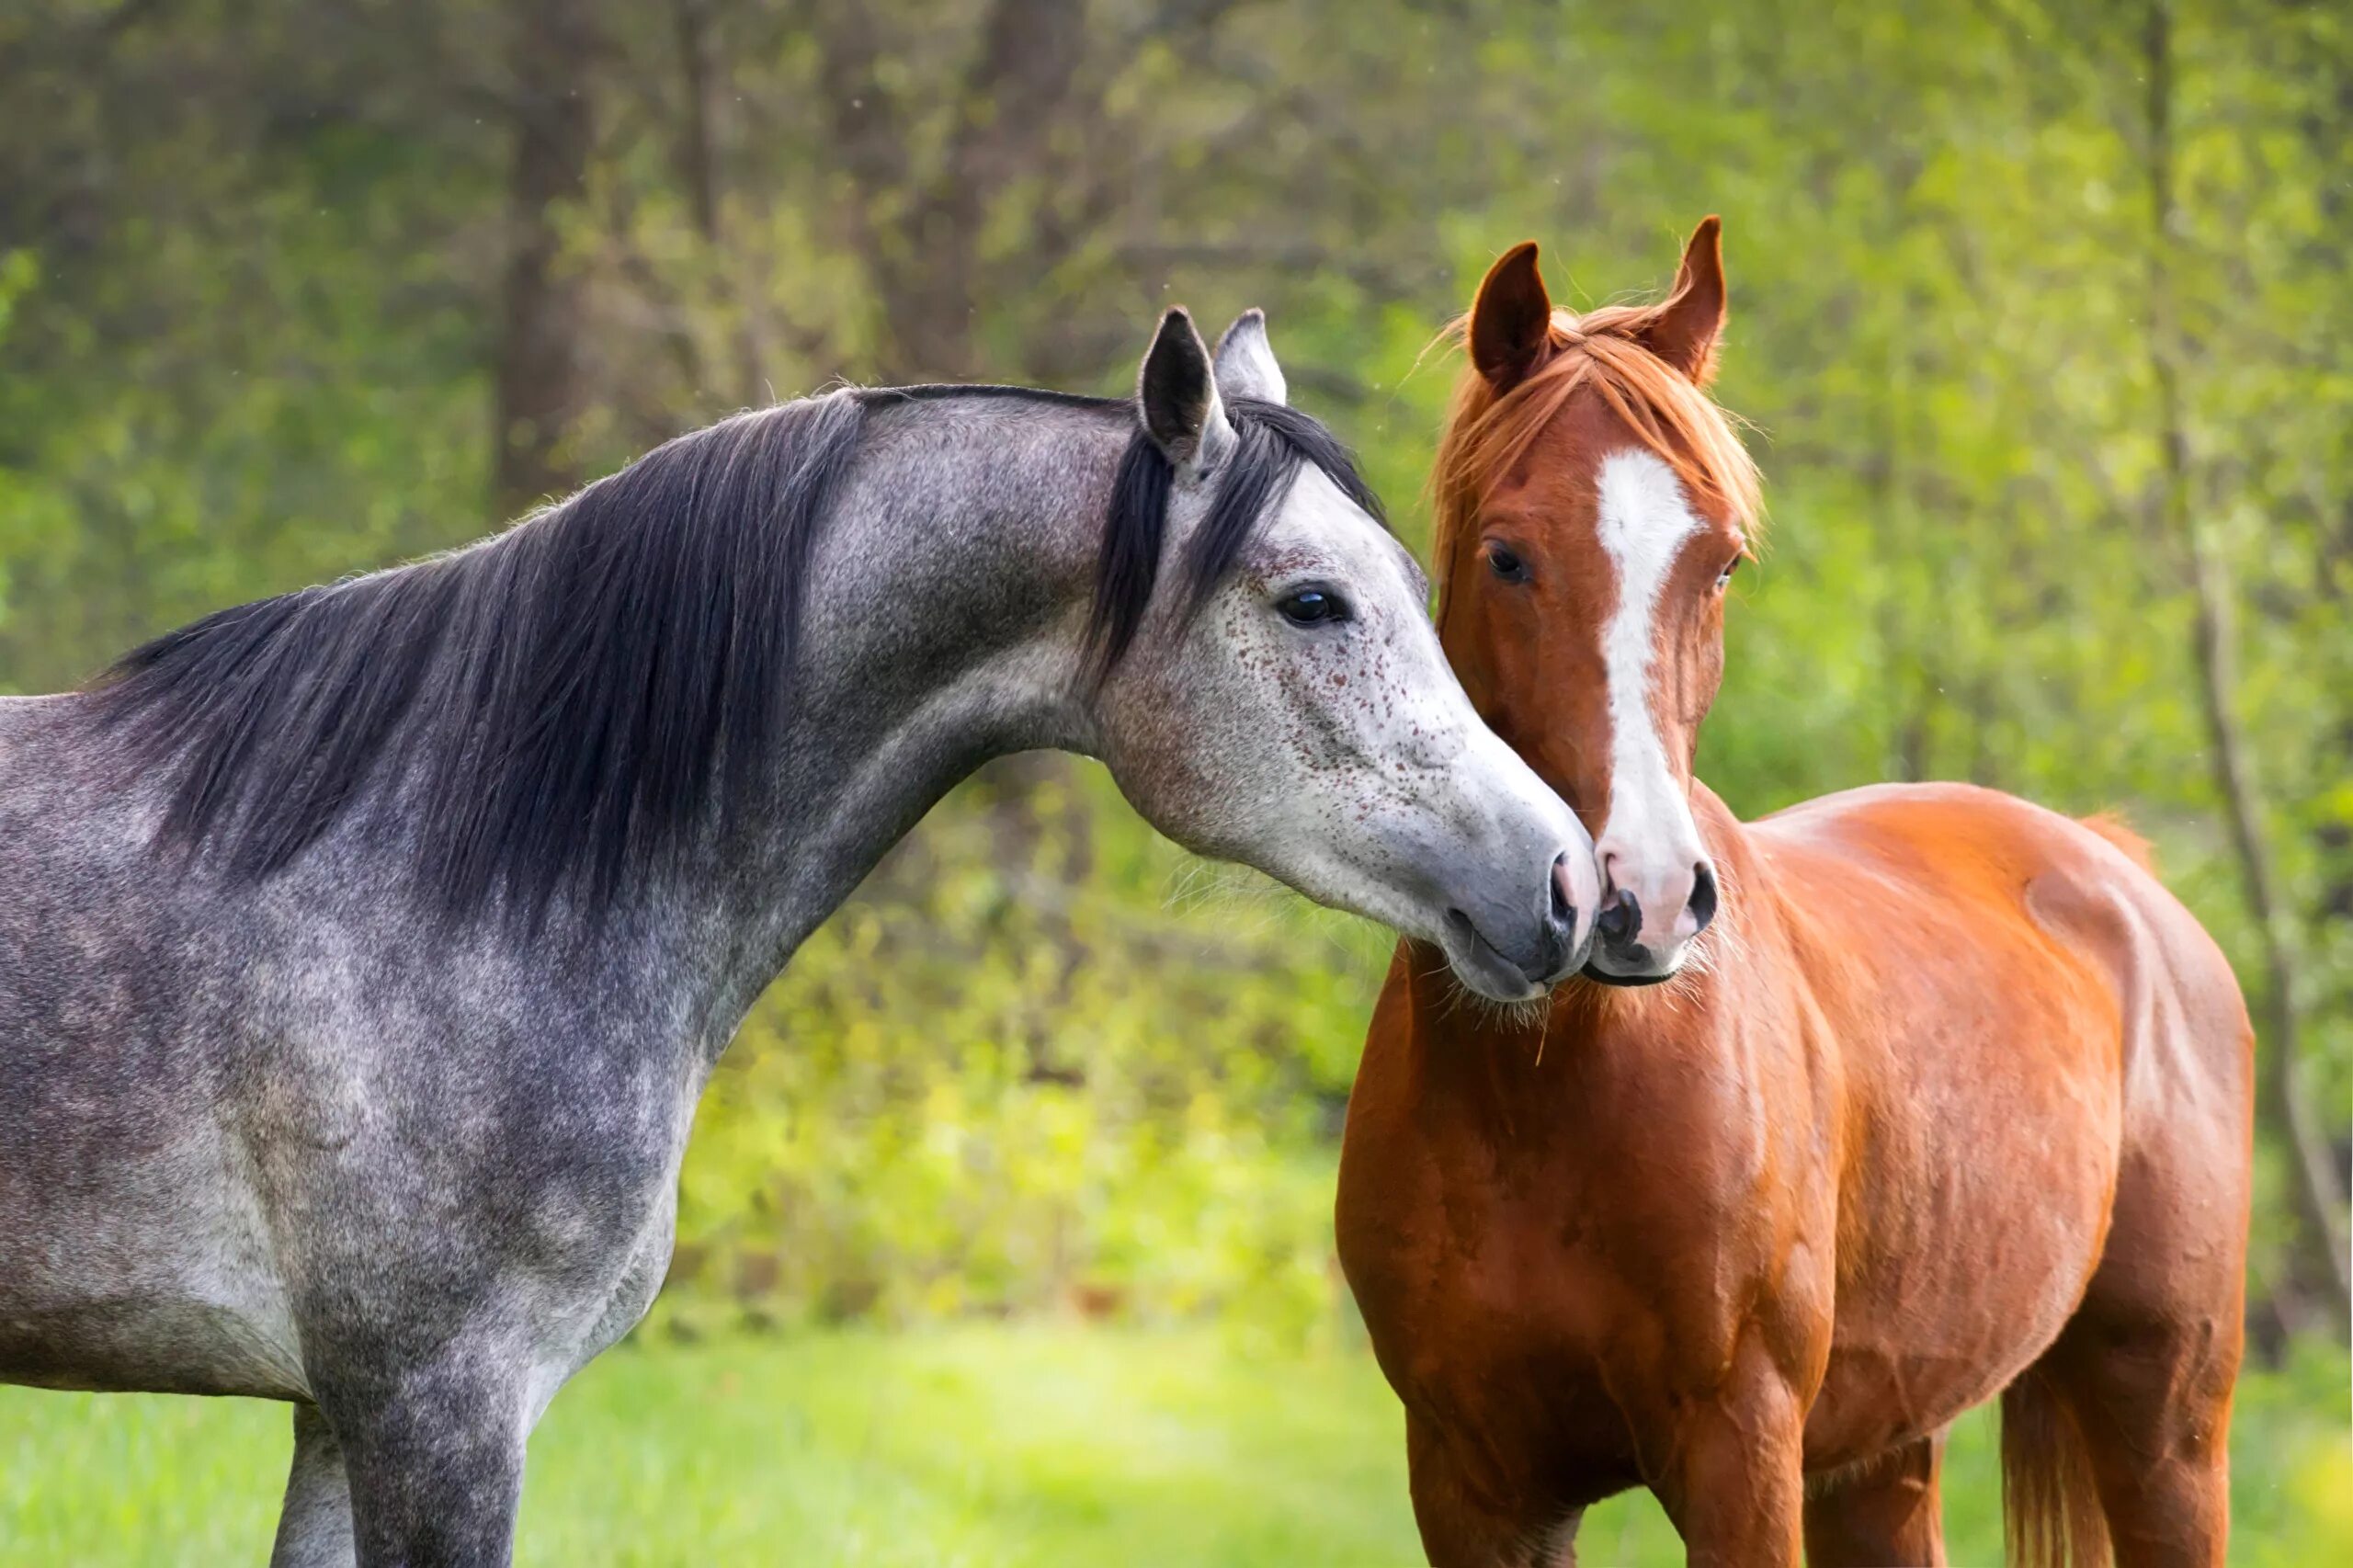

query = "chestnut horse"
[[1336, 221, 2252, 1567]]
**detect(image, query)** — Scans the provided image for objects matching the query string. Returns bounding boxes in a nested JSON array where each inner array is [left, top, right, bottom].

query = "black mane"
[[88, 385, 1383, 918]]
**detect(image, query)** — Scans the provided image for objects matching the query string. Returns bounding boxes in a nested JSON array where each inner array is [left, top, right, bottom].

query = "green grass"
[[3, 1328, 2345, 1564]]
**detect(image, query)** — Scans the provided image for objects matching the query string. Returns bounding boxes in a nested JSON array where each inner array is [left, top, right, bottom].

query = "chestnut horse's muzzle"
[[1586, 861, 1718, 984]]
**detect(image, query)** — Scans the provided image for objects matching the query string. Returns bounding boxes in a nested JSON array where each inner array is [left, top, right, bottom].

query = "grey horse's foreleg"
[[319, 1346, 530, 1568], [271, 1403, 357, 1568]]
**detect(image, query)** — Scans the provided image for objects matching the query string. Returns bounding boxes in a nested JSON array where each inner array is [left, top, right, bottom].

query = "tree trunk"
[[671, 0, 767, 403], [817, 0, 1085, 383], [491, 0, 596, 517], [2142, 0, 2350, 1332]]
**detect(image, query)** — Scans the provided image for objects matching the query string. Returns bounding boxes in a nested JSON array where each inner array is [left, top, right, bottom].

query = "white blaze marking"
[[1595, 449, 1708, 944]]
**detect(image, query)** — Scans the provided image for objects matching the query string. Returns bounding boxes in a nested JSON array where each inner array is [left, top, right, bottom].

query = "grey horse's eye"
[[1276, 588, 1348, 627]]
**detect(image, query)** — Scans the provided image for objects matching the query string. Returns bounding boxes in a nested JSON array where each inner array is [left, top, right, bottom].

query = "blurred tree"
[[2132, 0, 2347, 1330], [0, 0, 2343, 1339], [492, 0, 598, 513]]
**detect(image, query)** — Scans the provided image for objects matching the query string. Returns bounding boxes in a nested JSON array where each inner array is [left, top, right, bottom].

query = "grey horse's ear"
[[1139, 307, 1236, 473], [1213, 308, 1288, 406]]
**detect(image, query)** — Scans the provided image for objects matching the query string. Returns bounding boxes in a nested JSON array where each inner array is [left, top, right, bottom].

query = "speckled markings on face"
[[1094, 454, 1589, 1003]]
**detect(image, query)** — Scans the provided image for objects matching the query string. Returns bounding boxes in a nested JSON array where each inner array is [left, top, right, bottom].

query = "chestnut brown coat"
[[1336, 222, 2251, 1568]]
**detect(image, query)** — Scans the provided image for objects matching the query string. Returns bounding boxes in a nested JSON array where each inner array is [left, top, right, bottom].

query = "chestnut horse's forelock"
[[1428, 302, 1762, 604]]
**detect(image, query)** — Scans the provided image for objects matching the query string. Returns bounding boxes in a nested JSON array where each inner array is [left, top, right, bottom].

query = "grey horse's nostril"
[[1597, 887, 1640, 949], [1548, 853, 1576, 928], [1688, 862, 1719, 936]]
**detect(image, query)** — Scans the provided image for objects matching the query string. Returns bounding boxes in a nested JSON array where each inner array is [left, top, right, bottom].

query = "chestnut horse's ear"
[[1468, 242, 1553, 392], [1640, 216, 1726, 385]]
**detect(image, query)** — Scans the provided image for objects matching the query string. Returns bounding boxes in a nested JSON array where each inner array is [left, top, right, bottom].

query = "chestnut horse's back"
[[1755, 783, 2254, 1298]]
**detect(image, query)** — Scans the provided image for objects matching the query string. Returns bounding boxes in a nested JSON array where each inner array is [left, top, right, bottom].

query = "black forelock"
[[1086, 396, 1387, 676]]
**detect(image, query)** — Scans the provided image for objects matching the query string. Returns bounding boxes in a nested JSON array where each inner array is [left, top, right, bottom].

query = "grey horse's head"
[[1086, 309, 1597, 1002]]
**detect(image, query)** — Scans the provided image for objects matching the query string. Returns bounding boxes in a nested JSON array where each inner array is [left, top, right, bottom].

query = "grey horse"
[[0, 307, 1597, 1564]]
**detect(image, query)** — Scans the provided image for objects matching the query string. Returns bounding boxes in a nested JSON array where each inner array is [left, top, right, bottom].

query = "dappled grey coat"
[[0, 309, 1592, 1567]]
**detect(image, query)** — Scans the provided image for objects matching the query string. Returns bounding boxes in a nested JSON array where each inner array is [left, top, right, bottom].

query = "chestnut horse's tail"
[[2001, 1368, 2113, 1568]]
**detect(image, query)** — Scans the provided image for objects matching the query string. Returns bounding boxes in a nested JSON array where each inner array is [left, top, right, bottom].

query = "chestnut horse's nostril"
[[1596, 888, 1640, 949], [1688, 862, 1719, 936]]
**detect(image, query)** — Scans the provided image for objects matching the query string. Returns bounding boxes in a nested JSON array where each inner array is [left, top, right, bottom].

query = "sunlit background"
[[1, 1, 2346, 1562]]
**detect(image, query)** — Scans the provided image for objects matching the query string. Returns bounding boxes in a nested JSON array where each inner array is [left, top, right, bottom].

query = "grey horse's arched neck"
[[91, 386, 1140, 1061], [676, 391, 1127, 1042]]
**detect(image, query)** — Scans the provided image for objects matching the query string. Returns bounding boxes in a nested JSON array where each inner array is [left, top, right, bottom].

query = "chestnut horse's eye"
[[1276, 588, 1348, 627], [1716, 558, 1740, 592], [1485, 543, 1531, 585]]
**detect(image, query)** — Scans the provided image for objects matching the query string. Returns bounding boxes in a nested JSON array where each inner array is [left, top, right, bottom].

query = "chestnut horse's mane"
[[1429, 301, 1763, 587]]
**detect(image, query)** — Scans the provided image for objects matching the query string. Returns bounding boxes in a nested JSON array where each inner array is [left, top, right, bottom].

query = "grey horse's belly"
[[0, 1297, 305, 1398]]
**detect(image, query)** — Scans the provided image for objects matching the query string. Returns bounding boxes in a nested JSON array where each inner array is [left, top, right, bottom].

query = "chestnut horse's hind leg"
[[2034, 1309, 2237, 1568], [271, 1403, 356, 1568], [1801, 1433, 1948, 1566], [2022, 1001, 2247, 1568]]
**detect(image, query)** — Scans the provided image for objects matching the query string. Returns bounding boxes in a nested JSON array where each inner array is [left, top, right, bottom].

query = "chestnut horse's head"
[[1433, 219, 1759, 986]]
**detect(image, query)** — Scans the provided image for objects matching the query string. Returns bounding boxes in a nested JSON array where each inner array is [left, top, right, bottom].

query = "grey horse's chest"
[[260, 974, 705, 1357]]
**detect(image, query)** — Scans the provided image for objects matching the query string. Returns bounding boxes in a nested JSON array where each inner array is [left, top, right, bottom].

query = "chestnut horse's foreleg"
[[1643, 1339, 1809, 1568], [1801, 1433, 1947, 1567], [1405, 1415, 1583, 1567]]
